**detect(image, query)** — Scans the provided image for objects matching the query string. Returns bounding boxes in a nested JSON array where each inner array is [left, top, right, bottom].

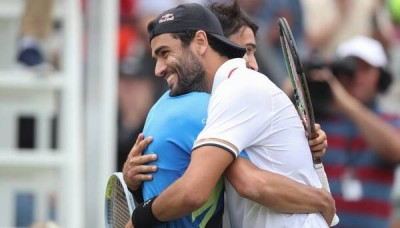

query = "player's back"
[[206, 60, 327, 227], [238, 69, 326, 227], [142, 91, 224, 228]]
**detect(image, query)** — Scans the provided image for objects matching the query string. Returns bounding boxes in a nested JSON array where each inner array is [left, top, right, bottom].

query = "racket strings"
[[111, 180, 131, 228]]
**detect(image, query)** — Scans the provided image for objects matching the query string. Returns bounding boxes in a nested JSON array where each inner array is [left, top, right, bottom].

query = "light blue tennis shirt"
[[141, 91, 229, 228]]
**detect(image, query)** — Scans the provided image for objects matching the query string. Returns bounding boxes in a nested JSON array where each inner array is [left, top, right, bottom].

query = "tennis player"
[[126, 2, 333, 228]]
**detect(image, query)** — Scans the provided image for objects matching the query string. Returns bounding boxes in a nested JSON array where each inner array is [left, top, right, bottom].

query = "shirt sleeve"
[[193, 77, 272, 158]]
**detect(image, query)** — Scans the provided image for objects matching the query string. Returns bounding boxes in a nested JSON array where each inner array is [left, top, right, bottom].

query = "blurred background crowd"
[[1, 0, 400, 227]]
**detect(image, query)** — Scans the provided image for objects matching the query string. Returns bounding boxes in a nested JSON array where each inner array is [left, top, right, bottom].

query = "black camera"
[[303, 55, 356, 117]]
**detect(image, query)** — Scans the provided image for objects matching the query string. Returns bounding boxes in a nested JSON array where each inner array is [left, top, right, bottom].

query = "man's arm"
[[311, 69, 400, 162], [130, 145, 234, 227], [327, 76, 400, 162], [226, 157, 335, 224], [226, 124, 334, 223], [151, 146, 233, 219]]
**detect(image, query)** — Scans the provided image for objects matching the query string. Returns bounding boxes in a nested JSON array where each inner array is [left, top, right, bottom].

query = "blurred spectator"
[[303, 0, 393, 60], [307, 36, 400, 227], [238, 0, 305, 93], [17, 0, 54, 70]]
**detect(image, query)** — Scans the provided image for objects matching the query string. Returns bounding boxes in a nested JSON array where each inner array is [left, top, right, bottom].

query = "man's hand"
[[125, 220, 134, 228], [122, 133, 157, 191], [318, 188, 336, 225], [308, 123, 328, 160], [308, 68, 354, 112]]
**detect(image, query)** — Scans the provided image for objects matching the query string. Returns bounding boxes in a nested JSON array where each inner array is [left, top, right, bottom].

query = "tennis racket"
[[105, 172, 136, 228], [278, 17, 339, 226]]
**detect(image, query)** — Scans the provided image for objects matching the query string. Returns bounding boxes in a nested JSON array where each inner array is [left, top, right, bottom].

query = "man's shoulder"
[[213, 69, 275, 104], [151, 91, 209, 111], [147, 91, 209, 129], [226, 68, 275, 90]]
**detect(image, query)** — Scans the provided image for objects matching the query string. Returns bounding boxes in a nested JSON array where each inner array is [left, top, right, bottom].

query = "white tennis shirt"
[[193, 59, 328, 228]]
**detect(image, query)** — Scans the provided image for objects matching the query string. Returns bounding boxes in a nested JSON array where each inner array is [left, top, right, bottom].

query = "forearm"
[[341, 97, 400, 162], [327, 75, 400, 162], [152, 175, 208, 221], [149, 146, 233, 222], [238, 170, 328, 213], [227, 158, 330, 214]]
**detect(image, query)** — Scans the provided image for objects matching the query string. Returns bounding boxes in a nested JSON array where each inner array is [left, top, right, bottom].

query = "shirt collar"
[[212, 58, 246, 93]]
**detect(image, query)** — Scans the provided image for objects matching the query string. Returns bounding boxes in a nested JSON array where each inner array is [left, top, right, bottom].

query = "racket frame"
[[105, 172, 136, 228], [278, 17, 340, 226]]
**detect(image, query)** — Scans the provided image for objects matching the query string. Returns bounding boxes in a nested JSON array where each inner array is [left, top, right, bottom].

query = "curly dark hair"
[[209, 0, 258, 38]]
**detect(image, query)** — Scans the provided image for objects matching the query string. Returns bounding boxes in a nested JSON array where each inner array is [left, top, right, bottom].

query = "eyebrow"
[[153, 46, 169, 58], [246, 43, 256, 49]]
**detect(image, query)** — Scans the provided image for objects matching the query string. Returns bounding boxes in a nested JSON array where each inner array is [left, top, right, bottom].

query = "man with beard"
[[124, 2, 334, 228]]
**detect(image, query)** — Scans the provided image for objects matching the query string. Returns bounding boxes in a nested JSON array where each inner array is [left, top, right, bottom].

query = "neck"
[[203, 54, 229, 93]]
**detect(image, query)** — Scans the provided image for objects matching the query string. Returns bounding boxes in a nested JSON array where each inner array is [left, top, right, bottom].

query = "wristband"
[[131, 196, 163, 228]]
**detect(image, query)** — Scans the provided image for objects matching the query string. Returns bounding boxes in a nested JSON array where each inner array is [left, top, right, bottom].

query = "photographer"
[[306, 36, 400, 227]]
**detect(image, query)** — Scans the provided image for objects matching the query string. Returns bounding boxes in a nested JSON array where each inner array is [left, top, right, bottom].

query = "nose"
[[243, 53, 259, 71], [155, 60, 167, 77], [246, 55, 258, 71]]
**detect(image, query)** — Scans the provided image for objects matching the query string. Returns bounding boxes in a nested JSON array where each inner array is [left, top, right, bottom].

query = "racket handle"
[[314, 163, 340, 227]]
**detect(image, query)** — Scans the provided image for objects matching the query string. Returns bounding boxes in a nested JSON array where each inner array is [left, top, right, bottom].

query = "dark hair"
[[209, 0, 258, 38], [147, 19, 157, 38]]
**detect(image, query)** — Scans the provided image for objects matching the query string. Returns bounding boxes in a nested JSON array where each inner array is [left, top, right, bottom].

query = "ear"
[[193, 30, 208, 55]]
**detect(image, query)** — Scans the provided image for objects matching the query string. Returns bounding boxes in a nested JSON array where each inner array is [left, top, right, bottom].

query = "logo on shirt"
[[202, 118, 207, 124], [159, 13, 174, 23]]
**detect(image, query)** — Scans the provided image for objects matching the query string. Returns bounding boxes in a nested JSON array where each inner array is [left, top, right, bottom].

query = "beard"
[[168, 48, 207, 96]]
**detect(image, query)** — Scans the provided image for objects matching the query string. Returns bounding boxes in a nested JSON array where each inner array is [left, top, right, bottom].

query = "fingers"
[[129, 135, 153, 157], [123, 154, 158, 190], [125, 220, 134, 228], [309, 125, 327, 147], [310, 140, 327, 151], [123, 134, 155, 190], [135, 133, 145, 146], [320, 189, 336, 226], [311, 149, 326, 160], [124, 164, 157, 190], [126, 154, 158, 174], [136, 162, 156, 174], [310, 142, 327, 160], [125, 169, 154, 183], [130, 153, 157, 165], [309, 124, 327, 159]]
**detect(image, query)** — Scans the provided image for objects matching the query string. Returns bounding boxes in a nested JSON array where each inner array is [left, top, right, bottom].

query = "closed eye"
[[160, 50, 169, 58], [246, 45, 256, 54], [153, 46, 170, 60]]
